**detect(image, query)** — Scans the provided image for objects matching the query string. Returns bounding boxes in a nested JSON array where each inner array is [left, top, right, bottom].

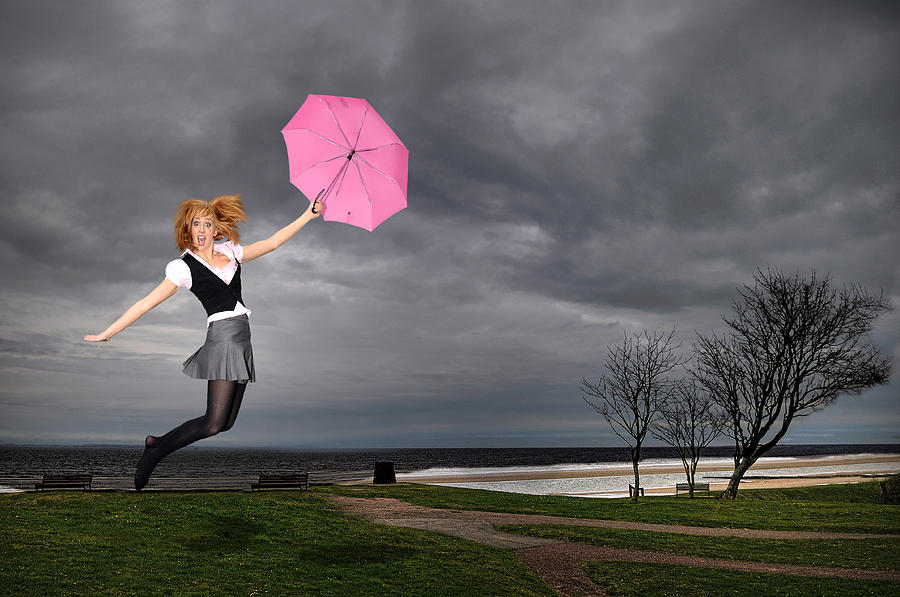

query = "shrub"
[[879, 474, 900, 504]]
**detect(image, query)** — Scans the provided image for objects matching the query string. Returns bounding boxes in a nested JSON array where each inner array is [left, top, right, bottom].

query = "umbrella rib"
[[294, 128, 349, 152], [322, 98, 352, 149], [351, 105, 369, 150], [332, 160, 349, 204], [355, 155, 402, 189], [293, 153, 347, 179], [353, 160, 374, 209], [356, 142, 404, 153], [332, 159, 354, 198]]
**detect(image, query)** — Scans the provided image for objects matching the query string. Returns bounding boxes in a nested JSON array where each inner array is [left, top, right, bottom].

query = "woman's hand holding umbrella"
[[306, 198, 324, 218]]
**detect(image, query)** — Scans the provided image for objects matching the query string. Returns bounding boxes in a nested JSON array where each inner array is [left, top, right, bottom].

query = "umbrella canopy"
[[281, 94, 409, 231]]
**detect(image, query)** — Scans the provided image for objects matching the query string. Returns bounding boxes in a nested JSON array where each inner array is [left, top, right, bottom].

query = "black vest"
[[182, 253, 245, 316]]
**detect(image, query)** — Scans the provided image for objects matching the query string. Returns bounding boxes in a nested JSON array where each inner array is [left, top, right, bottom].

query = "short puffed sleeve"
[[165, 259, 192, 290], [220, 240, 244, 262]]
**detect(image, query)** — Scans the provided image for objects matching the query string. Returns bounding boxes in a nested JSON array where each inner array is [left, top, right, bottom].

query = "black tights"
[[134, 380, 246, 490]]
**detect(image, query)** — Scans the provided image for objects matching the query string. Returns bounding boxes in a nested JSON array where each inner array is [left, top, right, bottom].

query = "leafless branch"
[[581, 327, 686, 501], [693, 268, 892, 498], [651, 379, 725, 495]]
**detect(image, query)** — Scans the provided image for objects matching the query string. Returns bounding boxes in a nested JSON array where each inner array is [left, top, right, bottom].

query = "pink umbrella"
[[281, 94, 409, 231]]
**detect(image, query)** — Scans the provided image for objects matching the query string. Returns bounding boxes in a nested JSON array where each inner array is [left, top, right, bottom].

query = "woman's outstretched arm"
[[241, 198, 322, 263], [84, 280, 178, 342]]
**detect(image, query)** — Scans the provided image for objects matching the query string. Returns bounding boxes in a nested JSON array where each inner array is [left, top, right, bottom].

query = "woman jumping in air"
[[85, 194, 321, 490]]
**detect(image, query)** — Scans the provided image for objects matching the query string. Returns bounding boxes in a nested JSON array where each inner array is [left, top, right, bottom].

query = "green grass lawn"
[[327, 480, 900, 534], [585, 561, 897, 597], [2, 480, 897, 596], [0, 490, 553, 596]]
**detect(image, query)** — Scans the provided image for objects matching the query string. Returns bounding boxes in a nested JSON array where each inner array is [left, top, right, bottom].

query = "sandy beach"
[[396, 453, 900, 496]]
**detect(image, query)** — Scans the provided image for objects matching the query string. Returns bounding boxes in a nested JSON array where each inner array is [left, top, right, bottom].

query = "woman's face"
[[190, 214, 216, 251]]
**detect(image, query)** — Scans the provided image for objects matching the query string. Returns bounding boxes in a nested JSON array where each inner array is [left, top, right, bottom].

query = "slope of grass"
[[0, 490, 553, 596]]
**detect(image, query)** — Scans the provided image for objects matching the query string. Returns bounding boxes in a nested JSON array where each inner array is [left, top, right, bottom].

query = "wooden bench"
[[676, 482, 710, 496], [34, 474, 93, 491], [250, 472, 309, 491]]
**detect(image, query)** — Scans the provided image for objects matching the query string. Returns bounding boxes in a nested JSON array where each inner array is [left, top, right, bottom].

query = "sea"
[[2, 443, 899, 492], [0, 443, 895, 476]]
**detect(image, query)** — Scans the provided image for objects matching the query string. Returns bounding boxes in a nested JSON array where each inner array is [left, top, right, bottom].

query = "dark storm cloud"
[[1, 1, 897, 447]]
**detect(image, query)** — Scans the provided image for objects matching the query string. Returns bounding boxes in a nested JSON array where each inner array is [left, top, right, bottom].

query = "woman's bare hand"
[[84, 334, 110, 342], [307, 199, 323, 219]]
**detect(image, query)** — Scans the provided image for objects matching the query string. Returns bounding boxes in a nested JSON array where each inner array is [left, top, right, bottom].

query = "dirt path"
[[329, 496, 897, 541], [515, 543, 900, 597], [330, 496, 900, 596]]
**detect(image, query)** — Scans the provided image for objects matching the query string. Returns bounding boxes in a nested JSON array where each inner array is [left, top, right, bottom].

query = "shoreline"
[[396, 453, 900, 496], [1, 453, 896, 494], [396, 453, 900, 484]]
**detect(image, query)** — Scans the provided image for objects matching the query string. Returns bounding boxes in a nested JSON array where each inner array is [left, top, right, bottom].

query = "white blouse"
[[165, 240, 252, 323]]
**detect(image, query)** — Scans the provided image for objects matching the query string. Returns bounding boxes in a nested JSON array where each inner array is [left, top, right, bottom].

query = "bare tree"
[[581, 328, 685, 502], [694, 268, 892, 499], [650, 379, 725, 498]]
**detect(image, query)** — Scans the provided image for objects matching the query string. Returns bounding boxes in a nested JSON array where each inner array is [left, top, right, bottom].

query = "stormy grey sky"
[[2, 1, 897, 448]]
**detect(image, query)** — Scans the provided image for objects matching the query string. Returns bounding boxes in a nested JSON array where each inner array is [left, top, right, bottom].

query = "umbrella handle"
[[311, 188, 325, 214]]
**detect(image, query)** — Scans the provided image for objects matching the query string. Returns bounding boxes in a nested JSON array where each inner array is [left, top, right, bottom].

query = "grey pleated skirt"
[[182, 314, 256, 383]]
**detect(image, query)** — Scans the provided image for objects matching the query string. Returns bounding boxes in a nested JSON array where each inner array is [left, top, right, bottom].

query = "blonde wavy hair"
[[174, 195, 247, 251]]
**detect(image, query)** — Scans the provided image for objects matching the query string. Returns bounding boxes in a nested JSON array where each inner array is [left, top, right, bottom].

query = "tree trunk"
[[689, 457, 701, 498], [720, 456, 754, 499], [679, 461, 693, 499], [631, 457, 640, 503]]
